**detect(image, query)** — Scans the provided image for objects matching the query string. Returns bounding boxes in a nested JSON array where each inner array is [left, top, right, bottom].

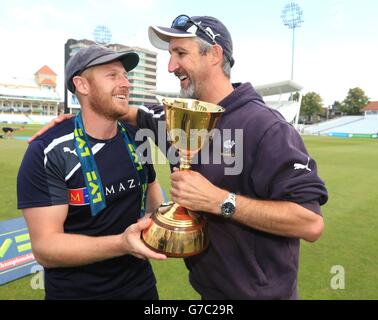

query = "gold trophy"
[[142, 97, 224, 257]]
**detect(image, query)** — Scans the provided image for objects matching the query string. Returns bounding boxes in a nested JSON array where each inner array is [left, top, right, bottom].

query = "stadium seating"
[[322, 115, 378, 135], [0, 113, 56, 125], [0, 114, 31, 124], [28, 115, 57, 124], [266, 101, 300, 124], [304, 115, 378, 135]]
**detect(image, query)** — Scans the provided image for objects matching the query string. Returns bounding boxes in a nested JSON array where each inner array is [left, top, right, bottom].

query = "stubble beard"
[[88, 84, 128, 121], [180, 78, 197, 99]]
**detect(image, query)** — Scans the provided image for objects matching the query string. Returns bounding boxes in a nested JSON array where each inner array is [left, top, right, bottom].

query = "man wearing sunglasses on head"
[[138, 15, 328, 300], [30, 15, 328, 300]]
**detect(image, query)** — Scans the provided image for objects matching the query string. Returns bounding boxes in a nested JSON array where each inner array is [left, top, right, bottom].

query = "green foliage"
[[331, 100, 343, 113], [300, 92, 323, 121], [289, 92, 300, 102], [340, 87, 369, 115]]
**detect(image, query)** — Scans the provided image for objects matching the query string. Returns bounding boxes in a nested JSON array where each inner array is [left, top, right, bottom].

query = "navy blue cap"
[[65, 45, 139, 93], [149, 15, 234, 67]]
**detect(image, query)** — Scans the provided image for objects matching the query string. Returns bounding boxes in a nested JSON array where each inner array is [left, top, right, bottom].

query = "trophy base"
[[142, 202, 209, 257]]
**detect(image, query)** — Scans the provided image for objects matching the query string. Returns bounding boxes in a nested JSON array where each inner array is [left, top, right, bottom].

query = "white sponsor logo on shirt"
[[63, 147, 77, 157], [294, 157, 312, 172]]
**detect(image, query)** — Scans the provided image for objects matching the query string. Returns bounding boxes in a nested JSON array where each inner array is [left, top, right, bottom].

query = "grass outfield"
[[299, 136, 378, 299], [0, 125, 377, 299]]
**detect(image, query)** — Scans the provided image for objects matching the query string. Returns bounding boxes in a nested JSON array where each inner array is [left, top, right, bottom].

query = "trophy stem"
[[179, 156, 191, 170]]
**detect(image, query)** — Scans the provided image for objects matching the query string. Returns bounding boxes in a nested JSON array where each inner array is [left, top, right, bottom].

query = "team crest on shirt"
[[221, 139, 236, 157], [68, 188, 90, 206]]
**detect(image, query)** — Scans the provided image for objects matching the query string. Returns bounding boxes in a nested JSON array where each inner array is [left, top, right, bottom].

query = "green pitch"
[[0, 125, 377, 299]]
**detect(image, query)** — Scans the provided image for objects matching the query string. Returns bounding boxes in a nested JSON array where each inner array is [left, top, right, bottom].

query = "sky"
[[1, 0, 377, 107]]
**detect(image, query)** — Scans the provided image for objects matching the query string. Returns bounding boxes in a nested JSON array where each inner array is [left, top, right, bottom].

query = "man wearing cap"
[[137, 15, 328, 300], [30, 16, 328, 300], [17, 45, 166, 300]]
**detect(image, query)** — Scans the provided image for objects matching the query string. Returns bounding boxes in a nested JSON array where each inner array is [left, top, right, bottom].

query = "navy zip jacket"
[[137, 82, 328, 299]]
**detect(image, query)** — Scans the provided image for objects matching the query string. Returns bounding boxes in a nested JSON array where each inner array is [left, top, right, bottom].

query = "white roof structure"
[[0, 77, 60, 102], [255, 80, 303, 97], [255, 80, 303, 128]]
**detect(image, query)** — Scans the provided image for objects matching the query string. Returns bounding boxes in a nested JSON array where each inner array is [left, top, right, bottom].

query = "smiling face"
[[80, 61, 131, 120], [168, 37, 213, 100]]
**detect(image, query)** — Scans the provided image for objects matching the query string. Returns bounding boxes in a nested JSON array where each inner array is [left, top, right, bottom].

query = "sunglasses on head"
[[171, 14, 218, 45]]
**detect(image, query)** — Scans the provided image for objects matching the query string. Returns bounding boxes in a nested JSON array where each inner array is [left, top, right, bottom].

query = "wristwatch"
[[220, 193, 237, 218]]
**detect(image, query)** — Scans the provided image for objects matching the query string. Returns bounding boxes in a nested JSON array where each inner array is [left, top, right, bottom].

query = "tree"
[[341, 87, 369, 115], [289, 92, 300, 102], [332, 101, 343, 112], [331, 101, 343, 117], [300, 92, 323, 122]]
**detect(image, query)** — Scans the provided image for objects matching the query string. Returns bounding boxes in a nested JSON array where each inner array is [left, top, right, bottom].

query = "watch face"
[[222, 202, 235, 217]]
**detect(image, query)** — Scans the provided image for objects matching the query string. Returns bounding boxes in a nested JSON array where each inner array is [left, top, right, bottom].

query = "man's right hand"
[[28, 113, 74, 143]]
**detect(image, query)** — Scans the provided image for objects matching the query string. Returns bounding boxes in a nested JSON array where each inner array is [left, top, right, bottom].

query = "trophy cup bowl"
[[142, 97, 225, 257]]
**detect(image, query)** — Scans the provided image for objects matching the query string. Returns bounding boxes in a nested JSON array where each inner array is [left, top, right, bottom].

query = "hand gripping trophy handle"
[[141, 97, 224, 257]]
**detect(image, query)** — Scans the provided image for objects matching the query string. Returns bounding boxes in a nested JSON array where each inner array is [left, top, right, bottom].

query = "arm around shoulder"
[[121, 106, 139, 127]]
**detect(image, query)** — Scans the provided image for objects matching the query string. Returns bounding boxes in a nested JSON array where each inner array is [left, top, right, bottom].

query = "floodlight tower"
[[93, 25, 112, 45], [281, 2, 304, 80]]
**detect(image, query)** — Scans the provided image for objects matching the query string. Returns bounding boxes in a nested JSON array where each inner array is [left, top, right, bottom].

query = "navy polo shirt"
[[17, 118, 156, 299]]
